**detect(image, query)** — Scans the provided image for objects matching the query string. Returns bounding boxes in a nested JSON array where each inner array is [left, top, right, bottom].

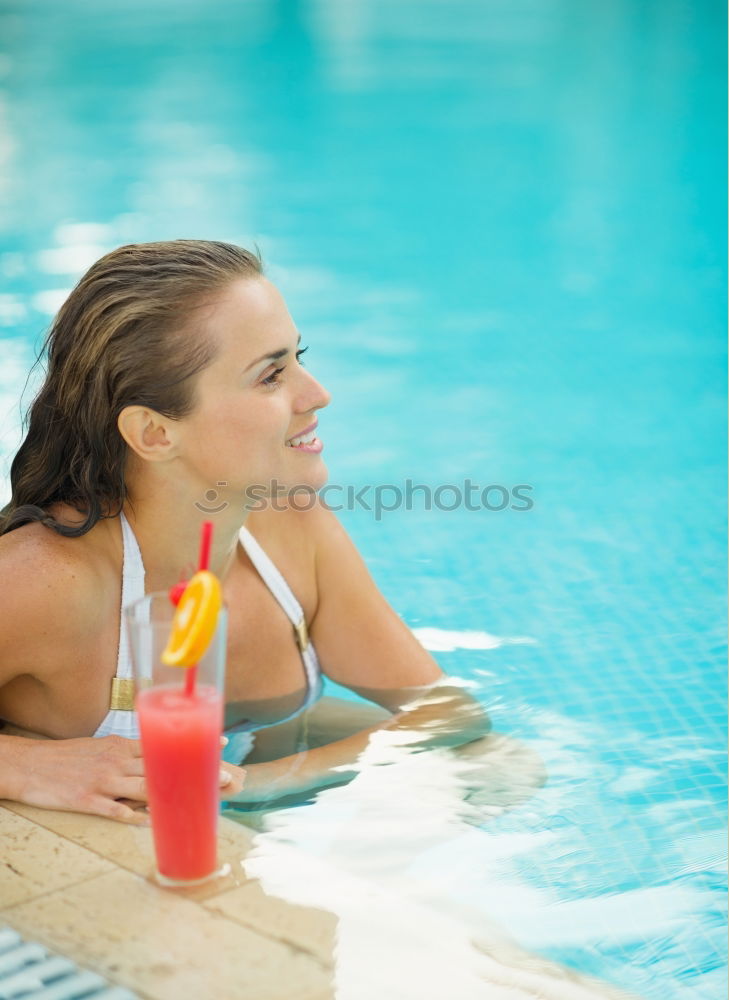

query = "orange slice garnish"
[[161, 570, 222, 667]]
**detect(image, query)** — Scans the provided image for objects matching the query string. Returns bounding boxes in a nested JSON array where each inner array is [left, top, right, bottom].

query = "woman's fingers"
[[121, 757, 145, 777], [112, 766, 239, 802], [219, 765, 245, 797], [15, 734, 242, 824], [108, 775, 147, 802], [85, 795, 150, 826]]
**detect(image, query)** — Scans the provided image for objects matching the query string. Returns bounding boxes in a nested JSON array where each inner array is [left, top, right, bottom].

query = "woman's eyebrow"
[[245, 333, 302, 372]]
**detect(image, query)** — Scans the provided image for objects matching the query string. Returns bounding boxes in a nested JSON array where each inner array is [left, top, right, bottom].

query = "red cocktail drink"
[[125, 589, 228, 887], [136, 684, 223, 882]]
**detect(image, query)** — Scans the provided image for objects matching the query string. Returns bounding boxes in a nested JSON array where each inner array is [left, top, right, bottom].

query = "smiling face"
[[174, 277, 331, 499]]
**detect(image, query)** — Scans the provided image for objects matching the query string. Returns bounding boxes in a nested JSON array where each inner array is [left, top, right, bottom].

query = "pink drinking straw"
[[184, 520, 214, 697]]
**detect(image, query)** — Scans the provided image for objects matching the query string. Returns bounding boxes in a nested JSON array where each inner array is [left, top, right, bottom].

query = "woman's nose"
[[296, 368, 332, 412]]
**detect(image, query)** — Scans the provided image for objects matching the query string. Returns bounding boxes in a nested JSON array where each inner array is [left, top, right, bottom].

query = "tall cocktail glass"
[[125, 592, 228, 886]]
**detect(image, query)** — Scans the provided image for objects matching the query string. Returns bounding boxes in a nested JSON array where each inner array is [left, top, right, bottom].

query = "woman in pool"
[[0, 240, 528, 824]]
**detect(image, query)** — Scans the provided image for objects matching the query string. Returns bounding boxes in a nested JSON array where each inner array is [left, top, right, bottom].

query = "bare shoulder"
[[247, 496, 370, 607], [244, 493, 335, 559], [0, 520, 100, 585], [0, 522, 107, 682], [243, 497, 343, 618]]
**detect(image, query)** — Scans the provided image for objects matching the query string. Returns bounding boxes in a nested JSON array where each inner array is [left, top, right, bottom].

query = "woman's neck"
[[121, 490, 249, 591]]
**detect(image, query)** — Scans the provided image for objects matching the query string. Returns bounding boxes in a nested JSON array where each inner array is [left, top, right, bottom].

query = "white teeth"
[[288, 429, 317, 447]]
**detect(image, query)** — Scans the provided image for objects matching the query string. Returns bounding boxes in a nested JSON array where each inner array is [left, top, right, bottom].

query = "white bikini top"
[[93, 512, 323, 742]]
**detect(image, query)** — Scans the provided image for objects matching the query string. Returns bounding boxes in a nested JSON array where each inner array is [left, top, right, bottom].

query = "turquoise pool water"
[[0, 2, 725, 997]]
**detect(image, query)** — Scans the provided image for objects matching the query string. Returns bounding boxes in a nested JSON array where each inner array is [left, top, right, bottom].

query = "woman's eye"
[[261, 347, 308, 388], [261, 366, 285, 387]]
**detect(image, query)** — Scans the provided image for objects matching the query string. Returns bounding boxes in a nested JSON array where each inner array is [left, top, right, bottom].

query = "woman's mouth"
[[286, 427, 324, 453]]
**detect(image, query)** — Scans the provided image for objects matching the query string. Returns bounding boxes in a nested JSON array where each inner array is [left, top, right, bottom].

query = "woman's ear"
[[117, 406, 179, 463]]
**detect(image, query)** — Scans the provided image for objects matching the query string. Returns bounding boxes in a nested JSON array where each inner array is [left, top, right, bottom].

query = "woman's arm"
[[0, 536, 152, 821], [225, 501, 490, 803], [0, 531, 243, 820], [225, 682, 490, 803], [310, 500, 489, 734]]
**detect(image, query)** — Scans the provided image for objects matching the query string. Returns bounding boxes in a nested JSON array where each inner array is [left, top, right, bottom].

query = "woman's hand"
[[8, 734, 149, 824], [219, 760, 276, 803], [218, 761, 246, 797], [4, 734, 246, 824]]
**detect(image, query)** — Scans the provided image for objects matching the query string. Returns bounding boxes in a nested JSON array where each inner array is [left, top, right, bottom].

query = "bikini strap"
[[238, 526, 311, 656], [110, 511, 146, 709]]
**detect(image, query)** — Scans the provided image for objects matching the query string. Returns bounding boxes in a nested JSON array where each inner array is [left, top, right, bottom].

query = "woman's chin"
[[285, 460, 329, 495], [287, 474, 329, 500], [254, 467, 327, 504]]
